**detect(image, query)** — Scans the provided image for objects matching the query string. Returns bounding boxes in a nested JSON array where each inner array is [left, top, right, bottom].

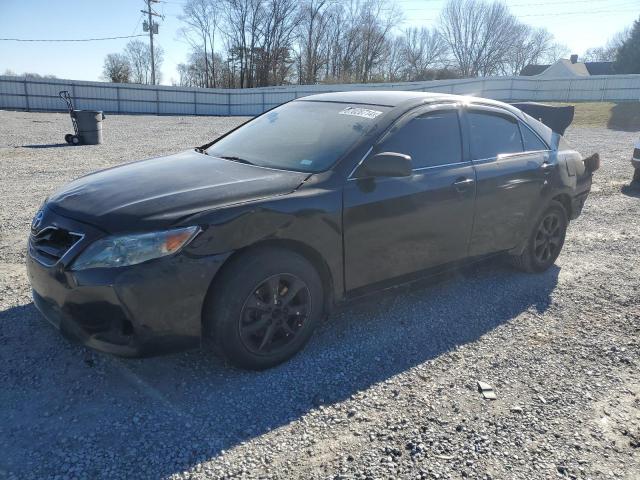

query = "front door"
[[343, 106, 476, 291]]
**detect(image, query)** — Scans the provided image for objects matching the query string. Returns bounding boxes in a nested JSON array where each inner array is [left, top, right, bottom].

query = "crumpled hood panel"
[[48, 150, 308, 233]]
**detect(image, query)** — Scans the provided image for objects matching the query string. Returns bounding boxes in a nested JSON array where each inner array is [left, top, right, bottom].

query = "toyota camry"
[[27, 91, 599, 369]]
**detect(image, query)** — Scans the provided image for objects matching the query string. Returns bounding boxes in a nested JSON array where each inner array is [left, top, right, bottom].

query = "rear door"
[[463, 106, 550, 256], [343, 105, 477, 291]]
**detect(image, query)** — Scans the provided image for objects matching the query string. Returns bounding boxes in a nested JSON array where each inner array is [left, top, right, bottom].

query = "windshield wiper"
[[218, 155, 255, 165], [195, 148, 256, 166]]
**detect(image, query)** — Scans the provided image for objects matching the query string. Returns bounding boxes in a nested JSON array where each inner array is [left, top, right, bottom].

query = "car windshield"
[[206, 101, 390, 173]]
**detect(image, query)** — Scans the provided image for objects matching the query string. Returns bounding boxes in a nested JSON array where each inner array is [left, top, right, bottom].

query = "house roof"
[[557, 58, 590, 76], [520, 64, 550, 76], [585, 62, 615, 75], [521, 59, 616, 77]]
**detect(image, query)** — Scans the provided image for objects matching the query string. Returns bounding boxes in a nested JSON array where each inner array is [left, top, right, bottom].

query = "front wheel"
[[509, 200, 568, 273], [633, 168, 640, 183], [203, 247, 324, 370]]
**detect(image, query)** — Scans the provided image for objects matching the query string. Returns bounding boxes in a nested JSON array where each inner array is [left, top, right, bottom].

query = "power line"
[[402, 0, 632, 10], [0, 34, 147, 42], [132, 13, 145, 36], [510, 0, 636, 7], [404, 6, 638, 22], [518, 7, 639, 17]]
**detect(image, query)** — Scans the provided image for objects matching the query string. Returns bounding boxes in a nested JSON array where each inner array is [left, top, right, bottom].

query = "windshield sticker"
[[338, 107, 383, 119], [300, 159, 313, 166]]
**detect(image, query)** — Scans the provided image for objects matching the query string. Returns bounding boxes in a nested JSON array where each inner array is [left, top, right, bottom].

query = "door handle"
[[453, 177, 475, 192], [541, 162, 556, 173]]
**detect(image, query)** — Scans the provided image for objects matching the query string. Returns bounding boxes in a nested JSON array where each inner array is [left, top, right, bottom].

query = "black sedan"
[[27, 91, 598, 369]]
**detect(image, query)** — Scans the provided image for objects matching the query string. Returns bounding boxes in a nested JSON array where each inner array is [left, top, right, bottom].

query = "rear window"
[[468, 111, 523, 160], [520, 123, 549, 151], [207, 101, 390, 173]]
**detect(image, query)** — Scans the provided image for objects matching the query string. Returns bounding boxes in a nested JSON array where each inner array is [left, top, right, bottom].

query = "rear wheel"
[[203, 247, 324, 370], [70, 135, 81, 145], [509, 200, 568, 273], [64, 133, 73, 144]]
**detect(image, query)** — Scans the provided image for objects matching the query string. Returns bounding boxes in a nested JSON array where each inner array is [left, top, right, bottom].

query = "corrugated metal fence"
[[1, 74, 639, 116]]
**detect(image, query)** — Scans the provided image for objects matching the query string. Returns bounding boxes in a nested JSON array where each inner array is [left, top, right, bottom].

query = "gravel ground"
[[0, 110, 638, 480]]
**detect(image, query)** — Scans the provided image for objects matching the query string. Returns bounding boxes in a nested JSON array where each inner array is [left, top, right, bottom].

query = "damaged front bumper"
[[26, 208, 230, 357]]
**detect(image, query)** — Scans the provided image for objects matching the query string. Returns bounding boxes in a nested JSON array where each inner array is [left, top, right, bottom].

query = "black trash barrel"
[[72, 110, 105, 145]]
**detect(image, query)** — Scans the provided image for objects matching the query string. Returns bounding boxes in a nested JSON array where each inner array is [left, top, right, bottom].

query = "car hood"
[[48, 150, 309, 233]]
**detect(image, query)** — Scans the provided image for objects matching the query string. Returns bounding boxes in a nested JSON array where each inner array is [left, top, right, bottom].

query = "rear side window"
[[520, 123, 549, 151], [380, 110, 462, 169], [468, 111, 523, 160]]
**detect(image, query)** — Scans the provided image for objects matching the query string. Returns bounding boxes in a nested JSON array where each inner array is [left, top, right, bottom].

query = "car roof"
[[297, 90, 445, 107], [297, 90, 506, 108], [296, 90, 525, 117]]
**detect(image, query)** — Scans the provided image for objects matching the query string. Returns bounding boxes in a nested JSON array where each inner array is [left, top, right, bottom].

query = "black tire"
[[509, 200, 568, 273], [633, 168, 640, 183], [203, 247, 324, 370], [70, 135, 81, 145], [64, 133, 73, 144]]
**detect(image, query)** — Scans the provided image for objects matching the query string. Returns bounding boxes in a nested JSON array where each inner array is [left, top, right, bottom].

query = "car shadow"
[[621, 182, 640, 198], [0, 260, 559, 478], [607, 102, 640, 132]]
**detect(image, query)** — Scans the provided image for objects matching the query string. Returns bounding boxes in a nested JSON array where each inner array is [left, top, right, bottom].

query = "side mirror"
[[353, 152, 412, 179]]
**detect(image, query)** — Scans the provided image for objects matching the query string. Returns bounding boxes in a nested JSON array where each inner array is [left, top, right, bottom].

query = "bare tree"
[[440, 0, 519, 77], [177, 49, 226, 87], [125, 40, 147, 83], [175, 0, 562, 87], [540, 43, 569, 65], [583, 46, 613, 63], [125, 39, 164, 84], [296, 0, 333, 84], [180, 0, 218, 87], [220, 0, 265, 87], [385, 36, 406, 82], [400, 27, 448, 80], [322, 0, 402, 83], [255, 0, 300, 86], [325, 1, 360, 83], [583, 28, 630, 62], [355, 0, 403, 82], [102, 53, 132, 83], [501, 25, 554, 75]]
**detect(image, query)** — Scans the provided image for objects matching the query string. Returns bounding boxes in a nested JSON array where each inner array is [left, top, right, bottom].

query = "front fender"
[[180, 188, 345, 300]]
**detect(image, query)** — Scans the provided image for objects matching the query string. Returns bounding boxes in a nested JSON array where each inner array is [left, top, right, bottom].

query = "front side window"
[[468, 111, 523, 160], [379, 110, 462, 169], [206, 101, 390, 173]]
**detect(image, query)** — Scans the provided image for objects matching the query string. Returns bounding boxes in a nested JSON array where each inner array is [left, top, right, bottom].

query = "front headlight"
[[71, 226, 200, 270]]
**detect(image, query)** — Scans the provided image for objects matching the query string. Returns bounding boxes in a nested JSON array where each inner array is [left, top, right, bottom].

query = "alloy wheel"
[[534, 212, 562, 264], [239, 273, 311, 355]]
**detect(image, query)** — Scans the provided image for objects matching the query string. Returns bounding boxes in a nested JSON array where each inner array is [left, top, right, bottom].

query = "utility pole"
[[142, 0, 162, 85]]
